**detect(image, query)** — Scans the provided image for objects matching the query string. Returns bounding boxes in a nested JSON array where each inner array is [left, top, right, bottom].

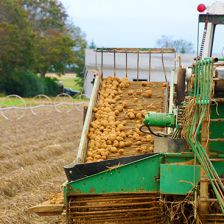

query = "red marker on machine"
[[197, 3, 207, 13]]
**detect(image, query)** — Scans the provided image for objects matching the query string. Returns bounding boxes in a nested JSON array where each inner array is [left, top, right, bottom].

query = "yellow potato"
[[144, 90, 152, 98], [141, 81, 148, 87], [136, 113, 142, 119], [115, 110, 120, 116], [118, 149, 125, 155], [128, 112, 135, 119], [136, 90, 142, 95], [113, 140, 119, 147], [119, 141, 125, 148], [128, 90, 134, 95], [110, 147, 118, 153]]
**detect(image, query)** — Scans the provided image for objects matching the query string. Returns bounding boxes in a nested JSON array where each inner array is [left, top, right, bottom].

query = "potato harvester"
[[31, 2, 224, 223]]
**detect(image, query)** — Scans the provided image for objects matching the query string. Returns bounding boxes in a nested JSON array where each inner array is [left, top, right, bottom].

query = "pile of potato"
[[86, 77, 155, 163]]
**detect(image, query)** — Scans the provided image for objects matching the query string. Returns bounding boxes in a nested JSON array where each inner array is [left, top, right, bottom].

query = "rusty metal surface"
[[67, 193, 163, 224]]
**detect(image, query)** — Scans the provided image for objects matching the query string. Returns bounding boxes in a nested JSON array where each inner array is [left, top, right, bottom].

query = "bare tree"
[[157, 35, 194, 53]]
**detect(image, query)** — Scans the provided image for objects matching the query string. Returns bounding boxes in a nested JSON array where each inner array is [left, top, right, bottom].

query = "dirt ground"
[[0, 104, 85, 224]]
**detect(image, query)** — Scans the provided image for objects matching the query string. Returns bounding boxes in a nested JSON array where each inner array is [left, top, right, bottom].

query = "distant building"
[[84, 49, 194, 98]]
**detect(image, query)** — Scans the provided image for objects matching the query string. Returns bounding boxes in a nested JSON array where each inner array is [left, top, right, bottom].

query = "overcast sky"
[[61, 0, 223, 50]]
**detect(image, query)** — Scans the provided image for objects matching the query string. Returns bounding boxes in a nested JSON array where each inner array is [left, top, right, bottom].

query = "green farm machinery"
[[63, 56, 224, 223], [31, 2, 224, 223]]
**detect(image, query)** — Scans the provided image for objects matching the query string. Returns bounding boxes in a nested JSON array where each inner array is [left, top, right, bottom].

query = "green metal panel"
[[210, 103, 224, 119], [66, 154, 162, 195], [160, 164, 200, 195], [209, 142, 224, 153], [210, 122, 224, 138], [209, 103, 224, 153], [213, 161, 224, 176], [164, 153, 194, 163]]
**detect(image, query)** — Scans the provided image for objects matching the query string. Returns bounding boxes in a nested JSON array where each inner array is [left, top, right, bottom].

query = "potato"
[[120, 83, 126, 88], [115, 110, 120, 116], [101, 120, 108, 127], [126, 141, 132, 147], [136, 147, 142, 153], [136, 90, 142, 95], [122, 102, 128, 108], [133, 133, 139, 140], [134, 98, 138, 103], [120, 132, 126, 138], [117, 124, 125, 131], [119, 141, 125, 148], [108, 99, 116, 104], [110, 147, 118, 153], [115, 96, 121, 101], [101, 135, 108, 140], [93, 107, 98, 112], [141, 81, 148, 87], [128, 90, 134, 95], [105, 107, 111, 113], [118, 136, 124, 141], [89, 141, 95, 147], [87, 156, 93, 160], [118, 149, 125, 155], [108, 134, 116, 141], [87, 157, 94, 163], [117, 105, 123, 112], [87, 151, 93, 157], [95, 141, 101, 148], [128, 112, 135, 119], [101, 155, 107, 160], [113, 140, 119, 147], [144, 90, 152, 98], [136, 113, 142, 119], [145, 135, 153, 143], [94, 154, 102, 160], [101, 150, 109, 157]]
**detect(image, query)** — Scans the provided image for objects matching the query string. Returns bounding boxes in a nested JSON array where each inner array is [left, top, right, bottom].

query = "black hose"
[[139, 125, 151, 134], [139, 125, 168, 137]]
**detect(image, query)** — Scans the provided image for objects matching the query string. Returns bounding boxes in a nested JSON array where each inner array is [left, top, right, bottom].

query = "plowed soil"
[[0, 105, 84, 224]]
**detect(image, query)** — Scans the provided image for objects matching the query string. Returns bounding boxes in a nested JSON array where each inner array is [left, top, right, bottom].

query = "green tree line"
[[0, 0, 87, 96]]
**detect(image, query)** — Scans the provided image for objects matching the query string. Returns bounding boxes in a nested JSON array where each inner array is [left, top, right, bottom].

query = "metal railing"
[[94, 48, 177, 81]]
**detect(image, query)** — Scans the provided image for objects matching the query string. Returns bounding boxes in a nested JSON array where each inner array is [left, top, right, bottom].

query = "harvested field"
[[0, 104, 85, 224]]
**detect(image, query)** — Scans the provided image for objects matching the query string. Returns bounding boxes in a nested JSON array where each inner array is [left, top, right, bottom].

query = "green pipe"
[[186, 58, 224, 212]]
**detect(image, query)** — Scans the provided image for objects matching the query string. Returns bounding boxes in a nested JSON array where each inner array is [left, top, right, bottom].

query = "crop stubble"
[[0, 106, 83, 224]]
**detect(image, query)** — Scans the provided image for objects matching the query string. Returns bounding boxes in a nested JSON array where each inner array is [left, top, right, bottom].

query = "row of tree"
[[157, 35, 194, 53], [0, 0, 87, 78]]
